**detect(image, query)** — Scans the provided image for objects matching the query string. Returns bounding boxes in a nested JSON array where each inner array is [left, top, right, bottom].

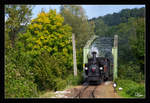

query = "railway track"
[[91, 86, 97, 98], [74, 84, 98, 98]]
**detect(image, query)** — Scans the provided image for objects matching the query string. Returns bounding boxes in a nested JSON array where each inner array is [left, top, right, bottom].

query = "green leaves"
[[32, 53, 70, 91], [5, 5, 33, 47], [17, 9, 72, 58], [5, 48, 38, 98], [12, 9, 74, 92], [60, 5, 95, 49], [91, 7, 145, 27], [94, 19, 108, 36], [128, 18, 145, 71], [116, 79, 145, 98]]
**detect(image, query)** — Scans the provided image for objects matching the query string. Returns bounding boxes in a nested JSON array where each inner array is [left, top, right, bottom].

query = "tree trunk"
[[10, 29, 17, 48]]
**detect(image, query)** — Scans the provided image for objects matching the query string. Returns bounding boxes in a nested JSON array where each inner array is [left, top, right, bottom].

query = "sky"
[[32, 5, 145, 20]]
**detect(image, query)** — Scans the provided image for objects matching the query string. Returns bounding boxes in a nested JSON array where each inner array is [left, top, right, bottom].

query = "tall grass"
[[115, 79, 145, 98]]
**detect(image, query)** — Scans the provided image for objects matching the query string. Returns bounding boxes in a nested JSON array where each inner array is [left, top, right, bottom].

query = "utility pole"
[[112, 35, 118, 81], [114, 35, 118, 48], [72, 33, 77, 76]]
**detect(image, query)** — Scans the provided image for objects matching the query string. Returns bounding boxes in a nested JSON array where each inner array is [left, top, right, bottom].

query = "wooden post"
[[114, 35, 118, 48], [72, 33, 77, 76], [113, 35, 118, 81]]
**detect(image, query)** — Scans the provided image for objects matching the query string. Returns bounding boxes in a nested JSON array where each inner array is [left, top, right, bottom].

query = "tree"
[[17, 9, 73, 59], [91, 7, 145, 27], [5, 9, 74, 93], [16, 9, 73, 90], [94, 19, 108, 36], [129, 18, 145, 73], [60, 5, 95, 49], [5, 5, 33, 48]]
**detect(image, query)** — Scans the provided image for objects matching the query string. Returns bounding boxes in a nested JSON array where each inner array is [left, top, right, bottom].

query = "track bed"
[[65, 81, 121, 98]]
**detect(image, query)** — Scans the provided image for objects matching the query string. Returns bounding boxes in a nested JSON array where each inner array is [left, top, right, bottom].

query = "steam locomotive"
[[83, 51, 112, 84]]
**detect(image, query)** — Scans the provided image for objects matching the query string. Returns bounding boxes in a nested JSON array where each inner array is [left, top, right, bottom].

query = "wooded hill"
[[89, 7, 145, 97], [89, 7, 145, 26]]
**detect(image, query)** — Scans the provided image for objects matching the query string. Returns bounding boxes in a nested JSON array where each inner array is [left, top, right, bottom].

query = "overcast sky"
[[32, 5, 145, 20]]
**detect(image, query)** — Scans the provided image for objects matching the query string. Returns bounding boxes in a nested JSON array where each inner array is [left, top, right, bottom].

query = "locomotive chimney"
[[92, 51, 97, 64]]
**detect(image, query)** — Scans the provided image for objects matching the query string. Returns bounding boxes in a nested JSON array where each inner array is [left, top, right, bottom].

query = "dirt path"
[[39, 81, 121, 98], [94, 81, 120, 98], [65, 81, 120, 98]]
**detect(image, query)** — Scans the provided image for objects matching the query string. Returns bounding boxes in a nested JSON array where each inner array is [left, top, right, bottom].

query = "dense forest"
[[5, 5, 145, 98]]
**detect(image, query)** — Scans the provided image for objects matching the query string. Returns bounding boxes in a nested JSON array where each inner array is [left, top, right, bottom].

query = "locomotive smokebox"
[[92, 51, 97, 64]]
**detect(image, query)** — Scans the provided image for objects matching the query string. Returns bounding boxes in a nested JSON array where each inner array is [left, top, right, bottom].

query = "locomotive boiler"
[[83, 51, 111, 84]]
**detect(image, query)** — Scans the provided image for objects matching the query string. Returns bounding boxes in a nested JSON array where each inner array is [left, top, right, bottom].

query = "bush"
[[54, 78, 67, 91], [31, 51, 83, 91], [115, 79, 145, 98], [126, 84, 145, 97], [32, 52, 73, 91], [14, 9, 74, 92], [66, 71, 83, 86], [118, 62, 144, 83], [5, 48, 38, 98], [5, 75, 38, 98]]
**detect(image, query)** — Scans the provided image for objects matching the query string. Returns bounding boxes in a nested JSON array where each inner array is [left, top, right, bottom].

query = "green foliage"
[[4, 5, 39, 98], [94, 19, 108, 36], [66, 71, 83, 86], [105, 17, 145, 80], [60, 5, 95, 49], [31, 52, 83, 91], [5, 9, 74, 97], [118, 62, 144, 83], [5, 5, 33, 47], [54, 78, 67, 91], [126, 84, 145, 97], [5, 74, 38, 98], [5, 8, 73, 97], [90, 7, 145, 26], [17, 9, 72, 57], [5, 48, 38, 98], [115, 79, 145, 98], [32, 53, 71, 91], [128, 18, 145, 70]]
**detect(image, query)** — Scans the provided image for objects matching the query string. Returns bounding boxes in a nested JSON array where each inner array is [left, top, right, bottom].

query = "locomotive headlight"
[[100, 67, 103, 70], [85, 67, 88, 70]]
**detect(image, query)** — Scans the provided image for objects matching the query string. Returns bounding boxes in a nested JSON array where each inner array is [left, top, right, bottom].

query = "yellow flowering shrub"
[[16, 10, 73, 90], [18, 9, 72, 59]]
